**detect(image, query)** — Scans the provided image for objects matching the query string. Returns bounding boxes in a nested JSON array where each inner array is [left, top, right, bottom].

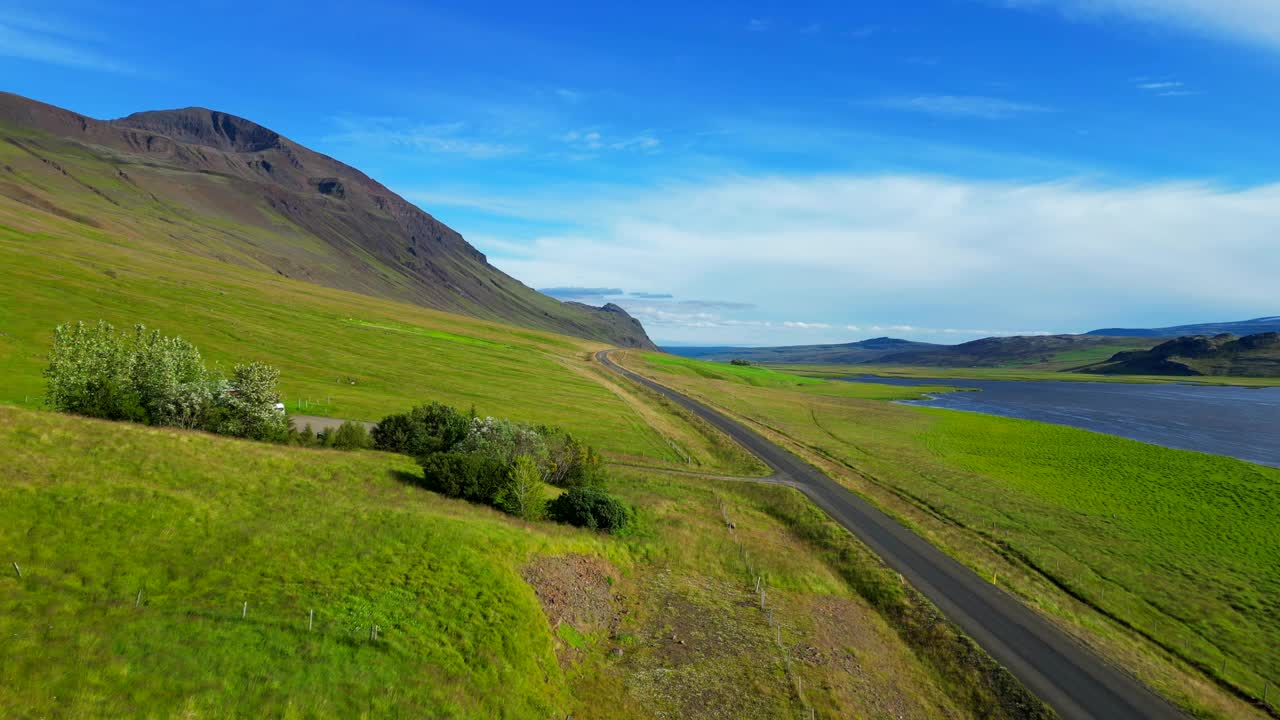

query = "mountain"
[[869, 334, 1154, 368], [0, 92, 654, 349], [1086, 317, 1280, 338], [673, 334, 1153, 369], [1081, 332, 1280, 377], [665, 337, 940, 364]]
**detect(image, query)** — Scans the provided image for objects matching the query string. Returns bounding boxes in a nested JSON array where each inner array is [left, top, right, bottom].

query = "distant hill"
[[665, 337, 937, 364], [0, 92, 654, 349], [1086, 317, 1280, 338], [1082, 333, 1280, 377], [673, 334, 1153, 369]]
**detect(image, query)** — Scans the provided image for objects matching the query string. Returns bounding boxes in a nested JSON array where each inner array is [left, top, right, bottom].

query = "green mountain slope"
[[0, 91, 653, 349]]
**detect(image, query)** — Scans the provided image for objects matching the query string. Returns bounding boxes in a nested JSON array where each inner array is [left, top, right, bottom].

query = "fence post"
[[309, 609, 314, 632], [242, 601, 248, 619], [136, 589, 143, 607], [1263, 680, 1269, 704], [11, 562, 20, 578]]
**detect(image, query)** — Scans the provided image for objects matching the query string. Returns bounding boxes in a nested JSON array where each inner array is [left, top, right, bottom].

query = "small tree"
[[324, 421, 372, 450], [44, 320, 143, 421], [541, 428, 607, 488], [496, 455, 547, 520], [129, 326, 210, 428], [210, 362, 287, 441], [729, 358, 752, 366]]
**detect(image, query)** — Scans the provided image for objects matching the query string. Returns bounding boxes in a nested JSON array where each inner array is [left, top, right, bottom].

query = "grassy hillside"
[[622, 351, 1280, 720], [0, 93, 654, 349], [0, 407, 985, 719], [0, 171, 773, 471]]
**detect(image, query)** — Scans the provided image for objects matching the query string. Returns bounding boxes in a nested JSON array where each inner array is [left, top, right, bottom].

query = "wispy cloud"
[[845, 25, 882, 39], [747, 18, 772, 32], [1135, 78, 1200, 96], [560, 129, 660, 154], [554, 88, 584, 103], [539, 287, 623, 299], [1001, 0, 1280, 52], [872, 95, 1051, 119], [487, 173, 1280, 344], [0, 18, 133, 73], [326, 118, 518, 158]]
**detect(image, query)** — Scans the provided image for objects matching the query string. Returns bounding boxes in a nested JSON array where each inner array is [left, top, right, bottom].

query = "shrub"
[[372, 402, 471, 457], [546, 487, 632, 533], [44, 321, 286, 441], [729, 358, 752, 366], [324, 421, 372, 450], [495, 455, 547, 520], [421, 451, 510, 504]]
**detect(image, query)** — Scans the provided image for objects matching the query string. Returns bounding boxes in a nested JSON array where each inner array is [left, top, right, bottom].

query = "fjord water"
[[842, 376, 1280, 467]]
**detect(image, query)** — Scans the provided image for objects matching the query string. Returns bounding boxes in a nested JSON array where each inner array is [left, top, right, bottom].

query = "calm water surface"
[[839, 376, 1280, 468]]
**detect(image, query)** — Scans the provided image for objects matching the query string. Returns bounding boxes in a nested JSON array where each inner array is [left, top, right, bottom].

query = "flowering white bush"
[[45, 320, 284, 440], [456, 416, 548, 466]]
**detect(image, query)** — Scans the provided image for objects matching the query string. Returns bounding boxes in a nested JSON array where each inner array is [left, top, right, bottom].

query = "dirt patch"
[[521, 554, 618, 664], [618, 569, 795, 720], [797, 594, 963, 719]]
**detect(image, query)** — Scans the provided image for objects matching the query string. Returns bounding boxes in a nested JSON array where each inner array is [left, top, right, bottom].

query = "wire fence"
[[719, 497, 817, 720], [6, 560, 395, 648]]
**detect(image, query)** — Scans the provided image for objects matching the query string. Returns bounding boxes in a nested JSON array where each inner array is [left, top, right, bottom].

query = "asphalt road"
[[596, 350, 1186, 720]]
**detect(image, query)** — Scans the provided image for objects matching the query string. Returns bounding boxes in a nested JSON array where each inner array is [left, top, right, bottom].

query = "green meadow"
[[628, 351, 1279, 720], [0, 406, 986, 719]]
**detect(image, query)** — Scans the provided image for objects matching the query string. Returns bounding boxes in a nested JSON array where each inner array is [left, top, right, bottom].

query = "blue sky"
[[4, 0, 1280, 345]]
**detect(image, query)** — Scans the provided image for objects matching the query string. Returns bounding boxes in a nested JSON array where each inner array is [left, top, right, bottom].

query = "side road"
[[596, 350, 1185, 720]]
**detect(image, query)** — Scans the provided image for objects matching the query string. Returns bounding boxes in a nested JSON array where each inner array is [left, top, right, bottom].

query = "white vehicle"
[[273, 402, 286, 414]]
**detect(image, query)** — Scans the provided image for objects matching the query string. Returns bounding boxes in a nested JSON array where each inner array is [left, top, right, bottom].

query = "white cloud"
[[326, 118, 517, 159], [1004, 0, 1280, 51], [484, 173, 1280, 344], [0, 20, 132, 73], [554, 88, 584, 103], [1135, 79, 1200, 96], [873, 95, 1051, 119], [783, 321, 832, 329], [560, 129, 660, 154]]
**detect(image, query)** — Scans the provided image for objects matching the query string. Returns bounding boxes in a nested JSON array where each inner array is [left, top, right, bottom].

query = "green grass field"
[[0, 406, 989, 719], [627, 351, 1279, 720], [642, 353, 824, 387]]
